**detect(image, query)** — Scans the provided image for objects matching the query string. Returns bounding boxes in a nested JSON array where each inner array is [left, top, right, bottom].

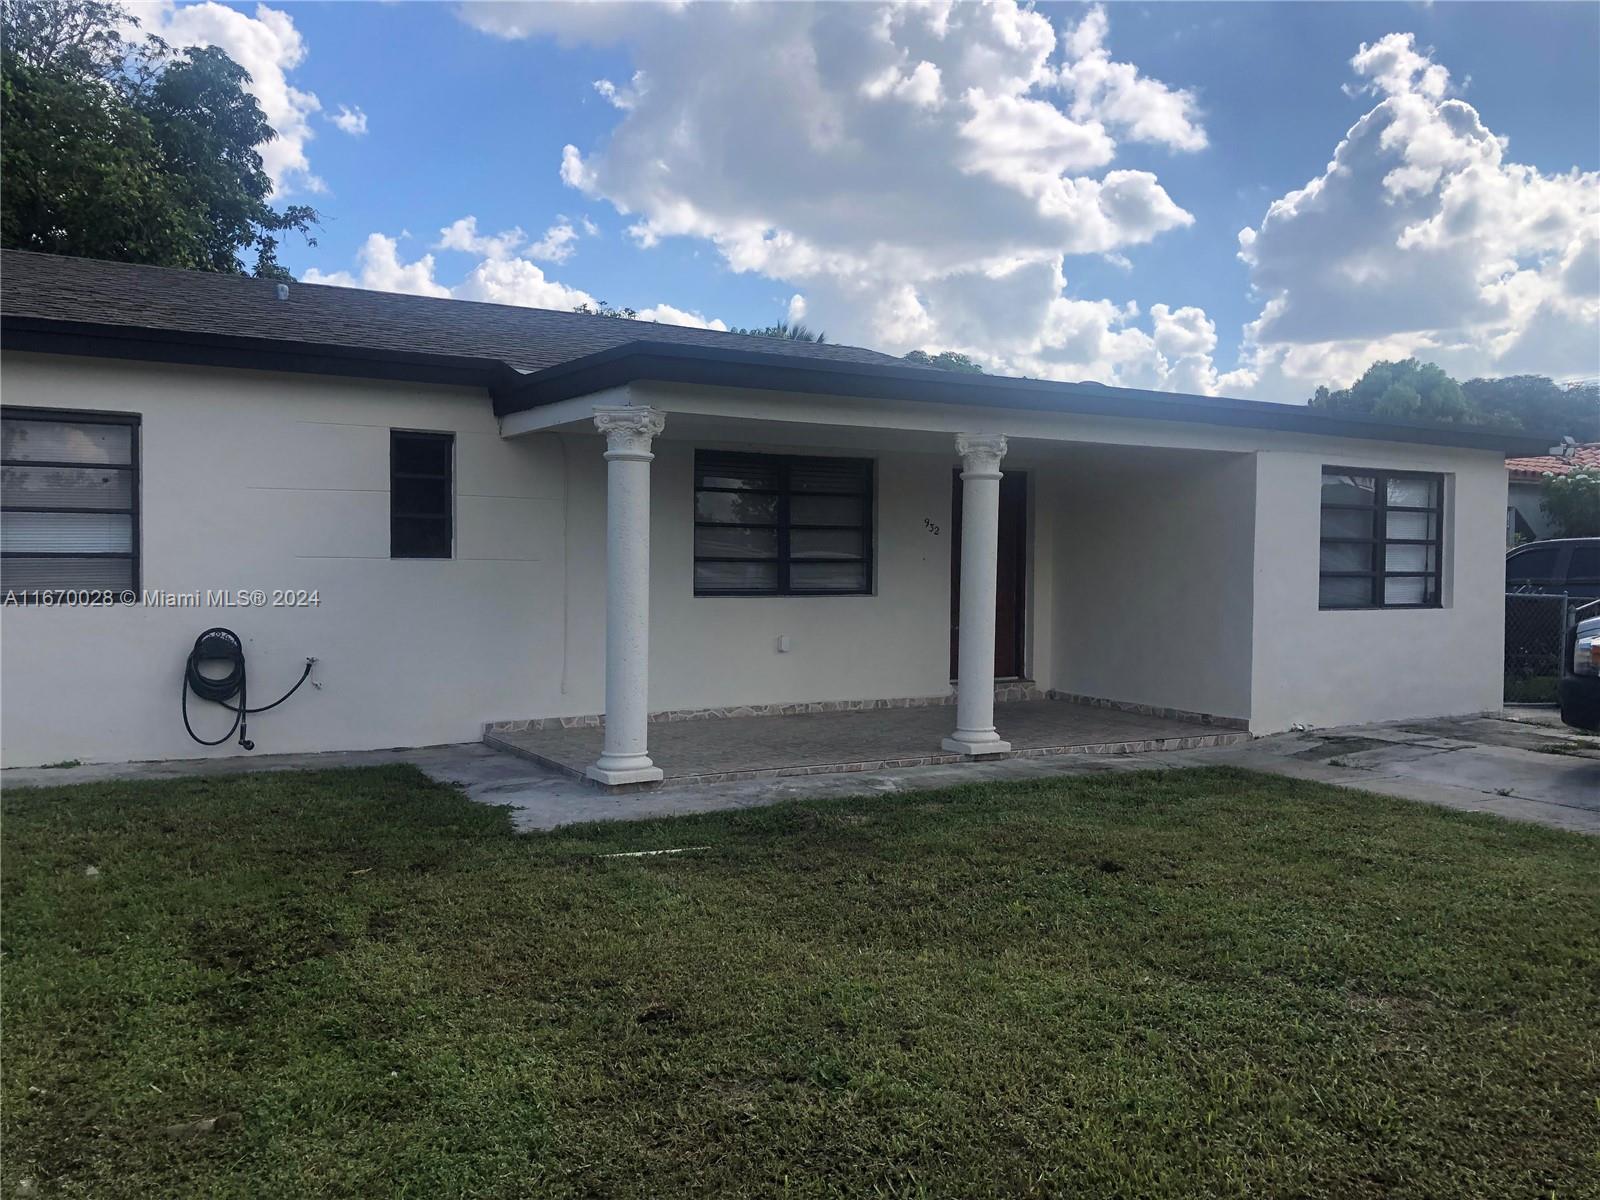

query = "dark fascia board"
[[498, 340, 1555, 455], [1, 315, 526, 401], [2, 316, 1557, 456]]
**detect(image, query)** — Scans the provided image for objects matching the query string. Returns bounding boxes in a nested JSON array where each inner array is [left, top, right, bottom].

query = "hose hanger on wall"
[[181, 628, 316, 751]]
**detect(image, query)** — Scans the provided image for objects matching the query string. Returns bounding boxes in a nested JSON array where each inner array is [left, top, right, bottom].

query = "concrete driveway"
[[1179, 708, 1600, 835], [6, 707, 1596, 834]]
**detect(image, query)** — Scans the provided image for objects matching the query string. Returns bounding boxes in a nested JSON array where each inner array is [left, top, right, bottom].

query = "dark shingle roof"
[[0, 249, 908, 373], [0, 249, 1553, 456]]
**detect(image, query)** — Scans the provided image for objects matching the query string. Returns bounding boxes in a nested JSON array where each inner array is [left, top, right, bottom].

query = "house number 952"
[[923, 518, 941, 535]]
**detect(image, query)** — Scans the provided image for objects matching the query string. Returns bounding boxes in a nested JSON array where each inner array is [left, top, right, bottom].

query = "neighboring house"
[[0, 251, 1546, 778], [1505, 443, 1600, 544]]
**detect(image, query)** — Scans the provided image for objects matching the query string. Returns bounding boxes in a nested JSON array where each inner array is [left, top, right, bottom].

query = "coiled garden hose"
[[181, 627, 315, 751]]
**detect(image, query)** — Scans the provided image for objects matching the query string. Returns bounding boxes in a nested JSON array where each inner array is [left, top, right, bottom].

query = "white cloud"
[[329, 104, 368, 136], [303, 233, 450, 297], [435, 216, 528, 260], [304, 227, 720, 322], [460, 0, 1224, 391], [636, 303, 728, 330], [454, 256, 595, 310], [863, 60, 943, 109], [304, 230, 591, 308], [435, 215, 582, 264], [1347, 31, 1451, 102], [526, 220, 580, 263], [1233, 32, 1600, 398], [594, 71, 646, 110], [1056, 6, 1207, 152], [137, 2, 327, 195]]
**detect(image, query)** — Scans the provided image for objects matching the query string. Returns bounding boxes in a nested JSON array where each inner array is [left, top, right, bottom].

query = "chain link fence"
[[1505, 591, 1592, 703]]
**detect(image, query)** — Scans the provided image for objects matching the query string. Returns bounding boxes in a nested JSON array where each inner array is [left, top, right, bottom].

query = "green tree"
[[1309, 359, 1600, 440], [1, 0, 316, 278], [1462, 375, 1599, 442], [904, 349, 984, 373], [572, 300, 638, 319], [1307, 359, 1472, 424], [727, 321, 827, 343], [1539, 466, 1600, 538]]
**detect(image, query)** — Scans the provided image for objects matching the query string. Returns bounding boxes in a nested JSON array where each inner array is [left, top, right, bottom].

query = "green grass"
[[4, 766, 1598, 1198]]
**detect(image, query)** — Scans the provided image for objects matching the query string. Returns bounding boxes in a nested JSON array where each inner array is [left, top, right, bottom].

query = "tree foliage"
[[1309, 359, 1599, 440], [572, 300, 638, 319], [904, 349, 984, 374], [727, 321, 827, 343], [1539, 467, 1600, 539], [1, 0, 316, 278], [1308, 359, 1470, 424], [1462, 375, 1600, 442]]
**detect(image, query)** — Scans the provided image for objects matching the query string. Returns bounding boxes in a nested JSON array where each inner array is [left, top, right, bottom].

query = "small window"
[[1, 407, 139, 597], [694, 450, 872, 595], [390, 431, 453, 558], [1319, 468, 1444, 609]]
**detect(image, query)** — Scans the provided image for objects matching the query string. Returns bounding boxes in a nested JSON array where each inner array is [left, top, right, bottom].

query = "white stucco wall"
[[1507, 478, 1554, 543], [1049, 447, 1258, 722], [1, 354, 577, 766], [641, 441, 956, 710], [1248, 446, 1507, 733], [1, 353, 1511, 765], [0, 355, 966, 766]]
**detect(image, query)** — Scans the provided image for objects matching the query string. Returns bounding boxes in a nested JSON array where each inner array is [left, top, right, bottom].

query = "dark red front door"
[[950, 470, 1027, 679]]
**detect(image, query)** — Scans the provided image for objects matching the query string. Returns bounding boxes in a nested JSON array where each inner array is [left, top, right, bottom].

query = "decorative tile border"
[[1043, 691, 1250, 731], [993, 681, 1046, 704], [485, 681, 1046, 735]]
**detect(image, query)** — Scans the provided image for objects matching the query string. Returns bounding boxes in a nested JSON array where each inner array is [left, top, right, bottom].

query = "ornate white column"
[[943, 433, 1012, 757], [586, 406, 667, 786]]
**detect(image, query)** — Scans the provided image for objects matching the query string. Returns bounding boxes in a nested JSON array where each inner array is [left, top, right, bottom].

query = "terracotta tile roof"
[[1506, 444, 1600, 480], [0, 249, 912, 373]]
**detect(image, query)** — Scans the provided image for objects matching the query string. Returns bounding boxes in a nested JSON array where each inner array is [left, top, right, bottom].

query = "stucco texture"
[[1, 353, 1512, 765]]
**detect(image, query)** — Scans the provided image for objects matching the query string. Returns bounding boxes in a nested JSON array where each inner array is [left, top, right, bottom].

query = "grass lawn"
[[4, 766, 1598, 1198]]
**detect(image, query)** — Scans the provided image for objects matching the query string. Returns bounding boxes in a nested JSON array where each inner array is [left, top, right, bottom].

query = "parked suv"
[[1505, 537, 1600, 599], [1560, 608, 1600, 731]]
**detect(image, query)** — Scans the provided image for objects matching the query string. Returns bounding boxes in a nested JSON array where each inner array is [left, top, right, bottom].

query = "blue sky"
[[143, 1, 1600, 401]]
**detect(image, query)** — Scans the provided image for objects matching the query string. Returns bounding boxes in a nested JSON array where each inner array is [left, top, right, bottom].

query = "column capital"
[[594, 406, 666, 461], [955, 432, 1007, 479]]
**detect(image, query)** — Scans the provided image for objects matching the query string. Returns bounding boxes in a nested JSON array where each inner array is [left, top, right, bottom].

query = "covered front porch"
[[497, 378, 1260, 789], [486, 697, 1247, 787]]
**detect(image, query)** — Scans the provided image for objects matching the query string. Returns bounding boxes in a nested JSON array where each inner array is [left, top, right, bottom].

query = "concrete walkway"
[[6, 708, 1596, 834], [486, 698, 1245, 786]]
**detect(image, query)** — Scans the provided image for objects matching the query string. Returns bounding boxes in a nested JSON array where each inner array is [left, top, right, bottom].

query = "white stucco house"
[[0, 252, 1545, 783], [1505, 443, 1599, 545]]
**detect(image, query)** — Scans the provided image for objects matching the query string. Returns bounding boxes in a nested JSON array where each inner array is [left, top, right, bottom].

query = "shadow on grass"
[[4, 765, 1597, 1198]]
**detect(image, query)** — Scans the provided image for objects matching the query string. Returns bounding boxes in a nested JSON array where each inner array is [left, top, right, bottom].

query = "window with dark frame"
[[1319, 467, 1444, 609], [390, 430, 453, 559], [694, 450, 872, 595], [1, 407, 140, 598]]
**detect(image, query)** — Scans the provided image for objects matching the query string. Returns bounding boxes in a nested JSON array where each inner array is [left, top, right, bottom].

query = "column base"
[[585, 756, 665, 786], [941, 734, 1012, 758]]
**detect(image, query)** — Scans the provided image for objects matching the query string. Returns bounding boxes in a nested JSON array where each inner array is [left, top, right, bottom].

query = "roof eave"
[[1, 315, 525, 401], [0, 316, 1556, 457], [498, 340, 1554, 456]]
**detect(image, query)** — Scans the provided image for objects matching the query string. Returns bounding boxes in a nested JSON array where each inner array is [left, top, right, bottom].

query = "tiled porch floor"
[[484, 699, 1249, 787]]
